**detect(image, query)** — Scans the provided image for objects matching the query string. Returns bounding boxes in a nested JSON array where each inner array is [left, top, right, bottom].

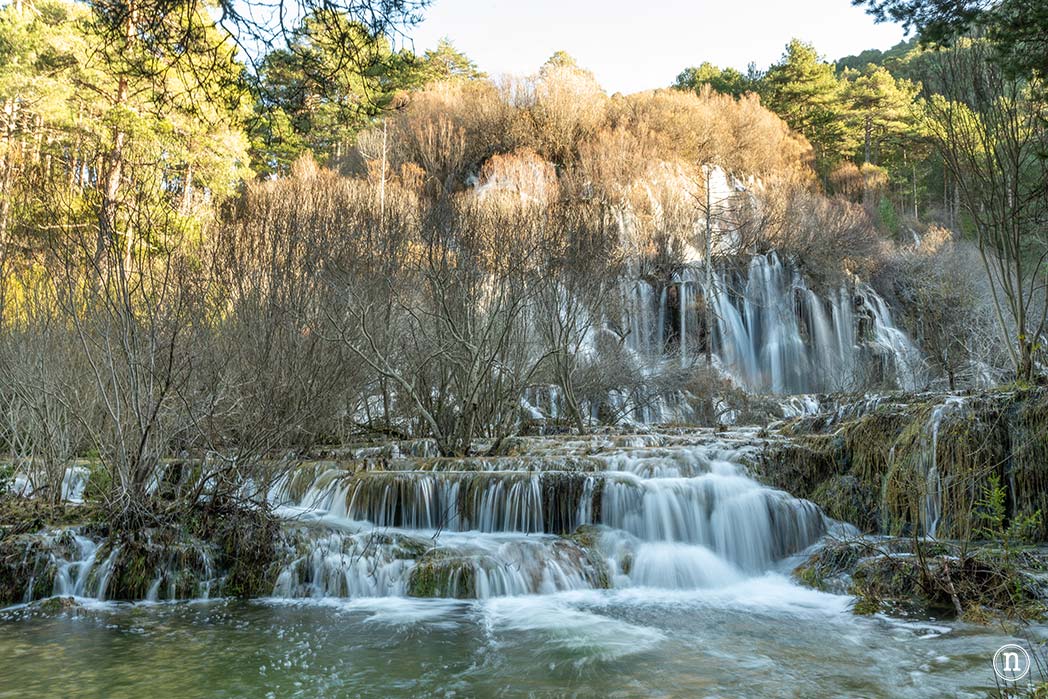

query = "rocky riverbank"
[[4, 387, 1048, 624], [757, 387, 1048, 540]]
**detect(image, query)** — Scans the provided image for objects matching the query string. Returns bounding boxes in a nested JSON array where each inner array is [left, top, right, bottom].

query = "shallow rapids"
[[0, 583, 1032, 698], [1, 428, 1041, 697]]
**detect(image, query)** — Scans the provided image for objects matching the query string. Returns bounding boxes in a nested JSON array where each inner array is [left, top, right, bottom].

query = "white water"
[[263, 432, 830, 600], [913, 396, 967, 537], [625, 252, 923, 395], [51, 535, 117, 599], [4, 429, 1038, 698], [6, 415, 946, 605]]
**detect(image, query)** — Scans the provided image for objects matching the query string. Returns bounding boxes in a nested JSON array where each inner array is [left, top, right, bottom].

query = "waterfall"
[[916, 396, 966, 537], [52, 535, 119, 600], [265, 432, 830, 600], [628, 252, 922, 394], [9, 431, 833, 605]]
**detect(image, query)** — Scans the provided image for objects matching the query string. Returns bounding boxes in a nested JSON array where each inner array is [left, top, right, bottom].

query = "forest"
[[3, 0, 1044, 480], [1, 0, 1047, 695]]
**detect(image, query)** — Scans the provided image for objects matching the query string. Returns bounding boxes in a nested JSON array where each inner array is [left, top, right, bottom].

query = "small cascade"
[[7, 463, 92, 501], [60, 466, 90, 503], [916, 397, 966, 537], [3, 525, 222, 605], [291, 471, 602, 535], [52, 535, 118, 599], [272, 528, 425, 598]]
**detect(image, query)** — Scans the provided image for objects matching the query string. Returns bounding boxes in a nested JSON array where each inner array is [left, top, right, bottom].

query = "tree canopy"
[[854, 0, 1047, 81]]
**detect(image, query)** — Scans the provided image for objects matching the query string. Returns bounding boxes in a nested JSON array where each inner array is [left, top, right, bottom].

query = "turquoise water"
[[0, 578, 1034, 698]]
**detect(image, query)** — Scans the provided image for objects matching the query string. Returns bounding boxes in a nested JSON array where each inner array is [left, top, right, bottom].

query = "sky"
[[403, 0, 908, 94]]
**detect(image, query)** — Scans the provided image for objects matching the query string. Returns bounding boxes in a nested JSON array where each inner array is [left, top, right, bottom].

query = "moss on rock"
[[0, 534, 63, 605], [793, 537, 1048, 621], [407, 549, 478, 598], [763, 389, 1048, 542]]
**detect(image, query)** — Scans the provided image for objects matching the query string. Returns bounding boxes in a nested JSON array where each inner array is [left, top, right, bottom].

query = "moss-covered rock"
[[407, 549, 479, 598], [794, 537, 1048, 621], [763, 389, 1048, 542], [0, 528, 80, 606], [194, 504, 280, 598], [811, 475, 879, 533], [1007, 390, 1048, 540], [35, 596, 81, 615], [792, 540, 865, 593], [564, 525, 612, 590], [99, 532, 220, 601]]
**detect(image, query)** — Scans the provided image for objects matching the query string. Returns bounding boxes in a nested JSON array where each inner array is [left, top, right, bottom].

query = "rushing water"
[[1, 429, 1041, 697], [0, 589, 1032, 698], [624, 252, 924, 395]]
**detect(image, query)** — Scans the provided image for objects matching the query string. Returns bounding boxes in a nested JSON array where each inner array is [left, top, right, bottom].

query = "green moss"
[[564, 526, 612, 590], [764, 390, 1048, 542], [852, 597, 881, 615], [82, 461, 110, 505], [1007, 391, 1048, 540], [811, 476, 878, 532], [198, 506, 280, 598], [407, 549, 478, 598], [37, 596, 79, 614], [101, 540, 156, 600], [0, 535, 56, 605], [845, 543, 1046, 621], [567, 524, 601, 550], [792, 541, 865, 593], [757, 434, 841, 500]]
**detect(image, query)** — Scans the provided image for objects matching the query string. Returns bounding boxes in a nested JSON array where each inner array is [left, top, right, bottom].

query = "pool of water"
[[0, 575, 1033, 698]]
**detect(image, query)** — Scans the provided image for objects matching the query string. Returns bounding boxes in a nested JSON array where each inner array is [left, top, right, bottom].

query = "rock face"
[[759, 388, 1048, 541], [794, 538, 1048, 621]]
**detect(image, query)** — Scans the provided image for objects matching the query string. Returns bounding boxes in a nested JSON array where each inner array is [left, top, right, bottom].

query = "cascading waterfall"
[[626, 252, 923, 395], [914, 396, 966, 538], [9, 433, 832, 605], [51, 535, 119, 600], [263, 432, 830, 600]]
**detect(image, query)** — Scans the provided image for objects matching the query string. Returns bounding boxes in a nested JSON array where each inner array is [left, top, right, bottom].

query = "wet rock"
[[0, 530, 79, 606], [794, 538, 1048, 621], [36, 596, 81, 615], [407, 549, 478, 598], [764, 388, 1048, 541]]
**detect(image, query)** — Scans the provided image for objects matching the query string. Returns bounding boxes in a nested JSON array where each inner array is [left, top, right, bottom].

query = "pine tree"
[[762, 40, 859, 174], [674, 62, 752, 97], [844, 64, 920, 165], [251, 13, 408, 174], [416, 39, 485, 83]]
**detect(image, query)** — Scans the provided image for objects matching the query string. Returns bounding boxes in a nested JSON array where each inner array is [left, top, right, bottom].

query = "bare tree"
[[921, 39, 1048, 380]]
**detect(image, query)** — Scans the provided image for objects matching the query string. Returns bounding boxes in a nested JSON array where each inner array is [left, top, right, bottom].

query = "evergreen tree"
[[855, 0, 1047, 82], [674, 62, 753, 97], [761, 40, 859, 174], [414, 38, 485, 83], [844, 64, 920, 164], [1, 0, 250, 261], [251, 13, 407, 174]]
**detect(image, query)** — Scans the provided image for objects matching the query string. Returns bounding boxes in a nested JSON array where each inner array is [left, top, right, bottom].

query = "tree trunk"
[[99, 76, 128, 261], [98, 5, 136, 263], [181, 159, 193, 213], [704, 166, 714, 368], [864, 114, 872, 164], [0, 98, 16, 280]]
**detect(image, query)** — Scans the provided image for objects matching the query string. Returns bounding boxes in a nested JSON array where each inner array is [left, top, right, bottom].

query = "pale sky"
[[403, 0, 907, 94]]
